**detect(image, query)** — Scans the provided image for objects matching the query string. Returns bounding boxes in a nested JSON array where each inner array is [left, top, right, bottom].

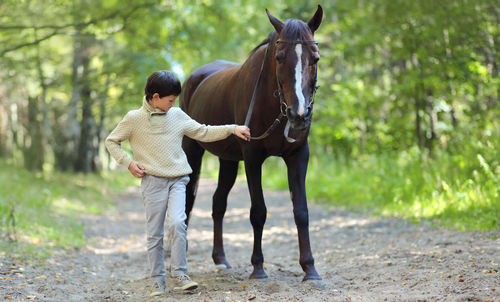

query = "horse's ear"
[[308, 5, 323, 33], [266, 8, 284, 34]]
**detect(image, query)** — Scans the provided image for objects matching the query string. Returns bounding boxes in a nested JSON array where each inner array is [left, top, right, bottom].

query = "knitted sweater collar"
[[142, 96, 166, 115]]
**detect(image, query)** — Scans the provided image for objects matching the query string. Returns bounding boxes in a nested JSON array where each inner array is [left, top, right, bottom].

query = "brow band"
[[276, 40, 318, 45]]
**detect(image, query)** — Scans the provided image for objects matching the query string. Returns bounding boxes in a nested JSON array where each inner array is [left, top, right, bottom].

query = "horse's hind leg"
[[212, 158, 239, 270], [182, 137, 205, 226]]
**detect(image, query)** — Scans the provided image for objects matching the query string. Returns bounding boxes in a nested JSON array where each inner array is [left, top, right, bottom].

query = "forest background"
[[0, 0, 498, 255]]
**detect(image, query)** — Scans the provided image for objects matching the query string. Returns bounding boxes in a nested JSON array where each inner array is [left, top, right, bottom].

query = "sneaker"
[[150, 281, 166, 297], [172, 274, 198, 291]]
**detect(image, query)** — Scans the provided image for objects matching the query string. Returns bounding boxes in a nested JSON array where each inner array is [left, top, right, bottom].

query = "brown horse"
[[180, 5, 323, 281]]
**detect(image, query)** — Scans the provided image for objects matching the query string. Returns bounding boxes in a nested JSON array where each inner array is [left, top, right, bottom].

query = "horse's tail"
[[179, 74, 197, 113]]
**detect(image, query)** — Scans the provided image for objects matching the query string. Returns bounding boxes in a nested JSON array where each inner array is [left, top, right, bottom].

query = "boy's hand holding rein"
[[234, 125, 251, 141], [129, 160, 145, 178]]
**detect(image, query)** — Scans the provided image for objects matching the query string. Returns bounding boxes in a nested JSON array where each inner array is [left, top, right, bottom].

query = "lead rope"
[[244, 44, 269, 127]]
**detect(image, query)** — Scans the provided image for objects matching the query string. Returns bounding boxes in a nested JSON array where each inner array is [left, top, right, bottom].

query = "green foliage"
[[0, 161, 138, 258], [262, 143, 499, 231], [313, 0, 498, 157]]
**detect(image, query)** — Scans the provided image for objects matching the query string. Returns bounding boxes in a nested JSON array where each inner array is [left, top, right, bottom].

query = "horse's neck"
[[243, 42, 272, 74], [236, 40, 283, 130], [238, 43, 277, 99]]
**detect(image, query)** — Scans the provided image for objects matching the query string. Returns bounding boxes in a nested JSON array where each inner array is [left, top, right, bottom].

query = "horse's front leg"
[[242, 147, 268, 279], [283, 143, 321, 281]]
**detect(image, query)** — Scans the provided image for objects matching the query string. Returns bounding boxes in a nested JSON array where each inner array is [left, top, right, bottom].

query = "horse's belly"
[[199, 139, 243, 161]]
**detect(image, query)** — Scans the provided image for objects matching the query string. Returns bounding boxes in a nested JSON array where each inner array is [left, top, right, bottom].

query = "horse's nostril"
[[303, 107, 312, 121]]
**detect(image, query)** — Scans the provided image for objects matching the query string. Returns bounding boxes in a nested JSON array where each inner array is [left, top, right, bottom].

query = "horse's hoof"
[[215, 264, 233, 272], [249, 271, 268, 280], [215, 263, 227, 270], [249, 276, 269, 282], [302, 278, 325, 290], [303, 274, 322, 281]]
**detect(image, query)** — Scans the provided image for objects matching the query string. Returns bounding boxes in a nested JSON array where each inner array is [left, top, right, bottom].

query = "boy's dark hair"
[[144, 70, 181, 101]]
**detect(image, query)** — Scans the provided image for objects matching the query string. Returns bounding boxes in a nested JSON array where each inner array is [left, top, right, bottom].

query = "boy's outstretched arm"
[[181, 110, 251, 142]]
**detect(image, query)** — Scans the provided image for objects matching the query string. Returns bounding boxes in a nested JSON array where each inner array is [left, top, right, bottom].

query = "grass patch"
[[261, 148, 499, 231], [0, 162, 139, 259]]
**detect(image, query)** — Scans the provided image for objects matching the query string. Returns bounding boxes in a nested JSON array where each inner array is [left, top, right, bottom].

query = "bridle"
[[244, 38, 319, 142]]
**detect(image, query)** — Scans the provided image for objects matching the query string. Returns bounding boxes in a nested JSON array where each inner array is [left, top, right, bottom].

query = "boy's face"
[[151, 93, 177, 112]]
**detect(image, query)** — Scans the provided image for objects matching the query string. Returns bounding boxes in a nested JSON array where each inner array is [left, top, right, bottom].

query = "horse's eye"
[[275, 53, 285, 63], [309, 55, 320, 66]]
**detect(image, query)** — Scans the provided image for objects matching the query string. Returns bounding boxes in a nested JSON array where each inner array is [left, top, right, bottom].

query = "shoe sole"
[[173, 283, 198, 291], [150, 291, 165, 297]]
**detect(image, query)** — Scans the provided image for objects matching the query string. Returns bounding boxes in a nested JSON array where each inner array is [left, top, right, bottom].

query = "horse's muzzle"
[[286, 106, 313, 130]]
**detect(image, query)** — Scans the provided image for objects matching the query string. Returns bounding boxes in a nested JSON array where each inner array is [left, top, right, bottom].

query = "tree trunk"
[[73, 33, 97, 173], [35, 32, 51, 162], [94, 76, 110, 171], [424, 89, 437, 156], [412, 52, 424, 150], [22, 96, 44, 171], [0, 100, 9, 158], [73, 75, 96, 172], [53, 30, 91, 171]]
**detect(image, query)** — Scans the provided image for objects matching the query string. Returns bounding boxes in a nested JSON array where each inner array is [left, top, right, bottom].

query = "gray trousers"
[[140, 174, 190, 282]]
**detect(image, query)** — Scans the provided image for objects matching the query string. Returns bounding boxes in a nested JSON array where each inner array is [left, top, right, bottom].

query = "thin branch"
[[0, 2, 156, 57], [0, 2, 154, 31], [0, 31, 58, 57]]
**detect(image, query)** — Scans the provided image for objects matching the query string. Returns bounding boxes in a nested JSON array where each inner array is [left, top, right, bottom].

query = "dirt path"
[[2, 179, 499, 301]]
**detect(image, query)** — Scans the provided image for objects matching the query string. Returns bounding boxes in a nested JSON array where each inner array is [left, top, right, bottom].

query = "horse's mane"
[[249, 31, 277, 56], [280, 19, 312, 41]]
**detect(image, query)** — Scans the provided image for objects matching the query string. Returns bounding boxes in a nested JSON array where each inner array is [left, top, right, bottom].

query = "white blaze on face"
[[294, 43, 306, 116]]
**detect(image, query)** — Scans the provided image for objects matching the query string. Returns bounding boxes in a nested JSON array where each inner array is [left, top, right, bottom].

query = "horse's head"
[[266, 5, 322, 131]]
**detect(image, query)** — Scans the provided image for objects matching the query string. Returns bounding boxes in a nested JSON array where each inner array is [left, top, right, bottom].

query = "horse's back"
[[180, 60, 239, 114]]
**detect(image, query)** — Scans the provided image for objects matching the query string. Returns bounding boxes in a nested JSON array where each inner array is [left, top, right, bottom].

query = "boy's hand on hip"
[[234, 125, 251, 141], [128, 161, 145, 178]]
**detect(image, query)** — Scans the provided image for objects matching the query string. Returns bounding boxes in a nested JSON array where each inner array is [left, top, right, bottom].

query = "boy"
[[105, 70, 250, 296]]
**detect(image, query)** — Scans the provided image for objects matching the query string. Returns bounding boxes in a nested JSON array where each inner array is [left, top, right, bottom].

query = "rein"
[[243, 43, 283, 140], [244, 39, 319, 142]]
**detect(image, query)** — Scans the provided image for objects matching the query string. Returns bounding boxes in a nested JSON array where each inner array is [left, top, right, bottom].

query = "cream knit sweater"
[[105, 97, 236, 178]]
